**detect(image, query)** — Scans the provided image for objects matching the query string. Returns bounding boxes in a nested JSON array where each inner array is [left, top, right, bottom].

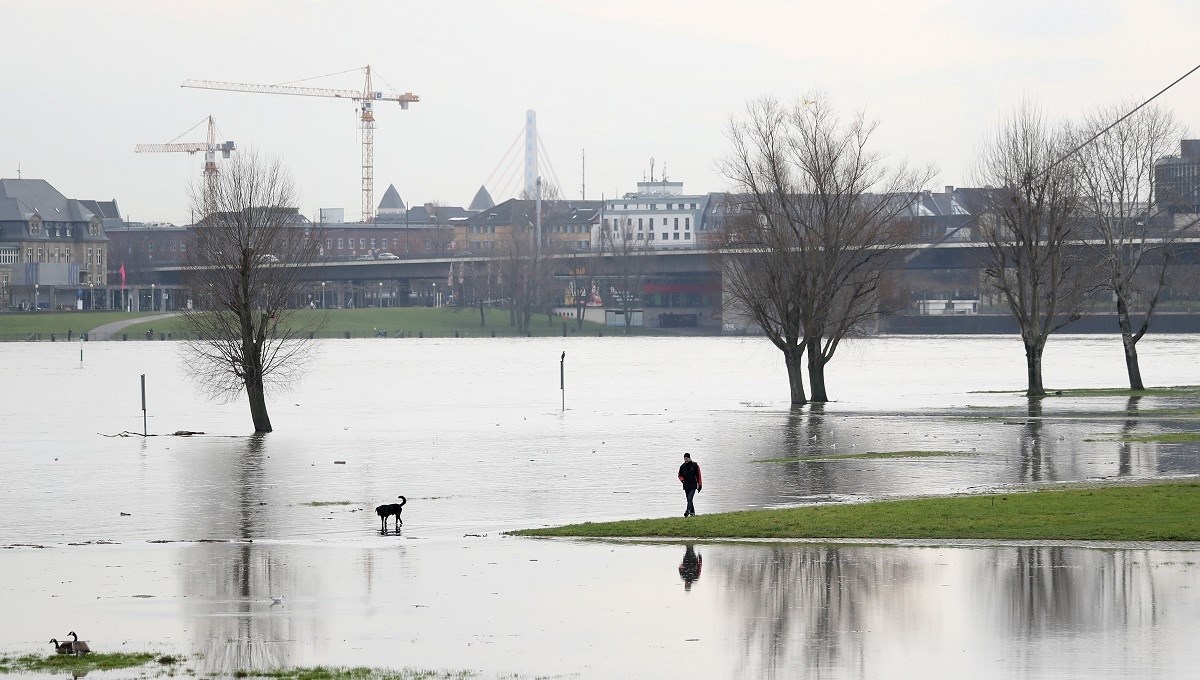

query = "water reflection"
[[720, 545, 911, 678], [1119, 395, 1142, 477], [981, 547, 1167, 637], [709, 542, 1196, 679], [1019, 399, 1048, 482], [186, 434, 297, 675], [678, 543, 702, 591]]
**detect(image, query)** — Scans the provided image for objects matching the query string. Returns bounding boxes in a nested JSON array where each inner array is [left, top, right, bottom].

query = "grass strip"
[[0, 656, 545, 679], [969, 386, 1200, 397], [233, 668, 477, 679], [509, 481, 1200, 541], [115, 307, 648, 340], [755, 450, 968, 463], [1117, 432, 1200, 443], [0, 652, 160, 673]]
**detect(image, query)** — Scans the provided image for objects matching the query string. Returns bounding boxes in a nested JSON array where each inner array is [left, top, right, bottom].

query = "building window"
[[685, 232, 691, 240], [370, 239, 376, 249], [638, 218, 643, 228], [685, 217, 690, 229], [327, 238, 333, 250], [648, 232, 655, 240], [636, 233, 644, 240], [38, 248, 45, 262], [674, 217, 679, 229], [0, 247, 16, 264], [673, 233, 680, 240], [359, 239, 365, 249], [65, 250, 71, 263], [338, 238, 344, 249]]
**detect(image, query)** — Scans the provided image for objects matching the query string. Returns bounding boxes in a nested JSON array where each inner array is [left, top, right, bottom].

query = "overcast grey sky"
[[3, 0, 1198, 224]]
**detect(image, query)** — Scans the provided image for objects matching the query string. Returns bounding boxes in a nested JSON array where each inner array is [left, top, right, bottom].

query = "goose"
[[50, 638, 73, 654], [68, 632, 90, 656]]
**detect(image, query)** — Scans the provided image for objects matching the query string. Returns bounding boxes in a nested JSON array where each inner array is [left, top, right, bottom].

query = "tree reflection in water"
[[1119, 395, 1142, 477], [720, 545, 916, 678], [185, 434, 296, 675], [981, 546, 1164, 639]]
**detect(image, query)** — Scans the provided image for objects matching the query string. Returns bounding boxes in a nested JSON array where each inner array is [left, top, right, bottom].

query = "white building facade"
[[596, 180, 714, 250]]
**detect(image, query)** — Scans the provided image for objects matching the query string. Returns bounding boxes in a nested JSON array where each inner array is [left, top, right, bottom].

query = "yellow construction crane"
[[181, 66, 419, 222], [134, 115, 235, 216]]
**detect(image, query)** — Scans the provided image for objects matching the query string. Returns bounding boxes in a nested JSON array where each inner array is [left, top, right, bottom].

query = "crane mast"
[[134, 115, 235, 217], [182, 66, 419, 222]]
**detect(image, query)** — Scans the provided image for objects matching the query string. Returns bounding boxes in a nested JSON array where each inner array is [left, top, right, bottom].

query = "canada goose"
[[50, 638, 73, 654], [68, 632, 90, 656]]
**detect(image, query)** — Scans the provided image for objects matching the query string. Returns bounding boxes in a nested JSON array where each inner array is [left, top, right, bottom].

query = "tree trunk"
[[1115, 295, 1145, 390], [806, 336, 829, 402], [1122, 335, 1144, 391], [478, 300, 486, 327], [246, 375, 273, 433], [1024, 340, 1045, 397], [783, 345, 808, 406]]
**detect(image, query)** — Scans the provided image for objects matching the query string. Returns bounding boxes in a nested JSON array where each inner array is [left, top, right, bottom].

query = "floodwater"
[[2, 335, 1200, 678]]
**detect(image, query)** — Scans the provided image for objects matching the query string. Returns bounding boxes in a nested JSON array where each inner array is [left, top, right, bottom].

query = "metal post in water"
[[141, 373, 147, 437], [560, 351, 565, 412]]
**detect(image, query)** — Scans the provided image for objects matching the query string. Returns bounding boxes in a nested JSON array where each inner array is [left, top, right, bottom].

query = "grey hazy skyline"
[[2, 0, 1198, 224]]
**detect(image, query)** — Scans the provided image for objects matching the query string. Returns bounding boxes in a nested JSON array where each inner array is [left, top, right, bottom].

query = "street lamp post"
[[151, 283, 156, 312], [34, 284, 38, 311], [89, 283, 94, 310], [321, 281, 326, 309], [378, 282, 383, 308]]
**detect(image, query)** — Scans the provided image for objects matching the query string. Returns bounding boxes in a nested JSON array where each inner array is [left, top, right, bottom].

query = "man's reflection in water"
[[679, 543, 703, 591]]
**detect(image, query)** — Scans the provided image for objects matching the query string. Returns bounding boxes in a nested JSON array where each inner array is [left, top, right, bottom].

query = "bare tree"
[[597, 218, 653, 332], [1075, 103, 1186, 389], [566, 252, 597, 330], [977, 103, 1086, 397], [519, 181, 561, 201], [492, 220, 562, 334], [718, 96, 931, 404], [177, 151, 323, 433]]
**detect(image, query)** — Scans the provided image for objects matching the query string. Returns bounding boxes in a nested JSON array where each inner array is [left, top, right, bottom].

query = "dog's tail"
[[397, 495, 407, 506]]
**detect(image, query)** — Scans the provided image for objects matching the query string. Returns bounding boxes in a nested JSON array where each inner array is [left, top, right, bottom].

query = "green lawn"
[[0, 311, 162, 340], [0, 652, 161, 674], [0, 653, 509, 679], [754, 450, 970, 463], [117, 307, 644, 339], [509, 481, 1200, 541]]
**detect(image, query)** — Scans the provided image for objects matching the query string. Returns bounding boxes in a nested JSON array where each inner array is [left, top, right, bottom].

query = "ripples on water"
[[1, 335, 1198, 678]]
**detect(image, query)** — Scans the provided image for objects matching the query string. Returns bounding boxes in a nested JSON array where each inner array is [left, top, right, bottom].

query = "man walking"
[[678, 453, 702, 517]]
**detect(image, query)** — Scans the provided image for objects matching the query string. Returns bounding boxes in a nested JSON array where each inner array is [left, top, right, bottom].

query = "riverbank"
[[510, 481, 1200, 541]]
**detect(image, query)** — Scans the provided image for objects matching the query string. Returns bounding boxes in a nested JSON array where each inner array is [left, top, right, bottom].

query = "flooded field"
[[2, 335, 1200, 678]]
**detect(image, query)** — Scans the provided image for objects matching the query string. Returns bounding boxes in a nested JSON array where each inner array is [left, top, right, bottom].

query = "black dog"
[[375, 496, 407, 532]]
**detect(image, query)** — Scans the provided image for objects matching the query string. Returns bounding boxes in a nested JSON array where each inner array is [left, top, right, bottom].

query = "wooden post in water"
[[141, 374, 147, 436], [560, 351, 565, 412]]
